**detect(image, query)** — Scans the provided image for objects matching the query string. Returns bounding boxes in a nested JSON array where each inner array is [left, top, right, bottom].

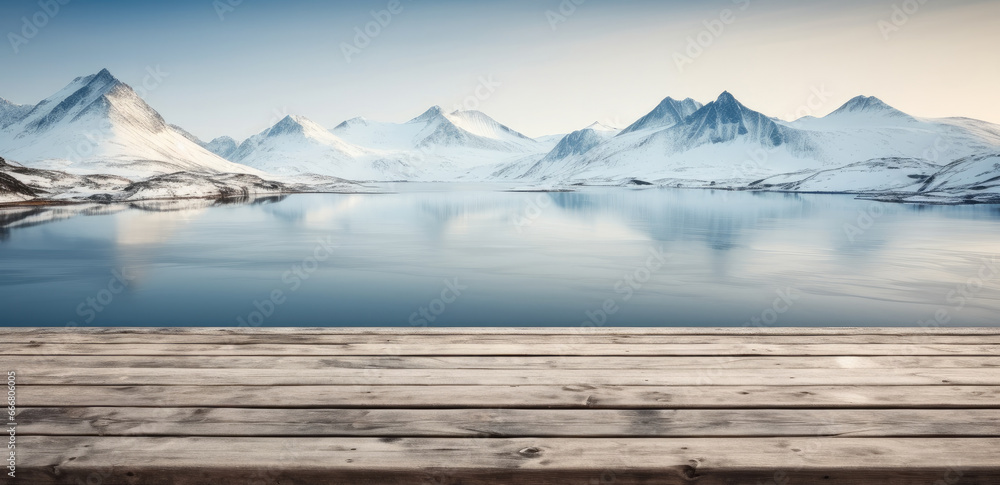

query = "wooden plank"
[[7, 326, 1000, 335], [13, 437, 1000, 485], [11, 367, 1000, 386], [6, 354, 998, 370], [17, 407, 1000, 438], [8, 332, 1000, 344], [7, 342, 1000, 356], [16, 385, 1000, 408]]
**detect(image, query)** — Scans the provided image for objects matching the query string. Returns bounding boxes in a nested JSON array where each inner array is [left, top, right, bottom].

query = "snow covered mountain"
[[323, 106, 545, 180], [505, 92, 1000, 187], [333, 106, 540, 154], [919, 153, 1000, 196], [0, 98, 32, 129], [230, 106, 546, 181], [0, 69, 260, 178], [2, 69, 998, 201], [748, 158, 939, 193], [618, 97, 702, 135], [203, 136, 239, 159], [518, 122, 620, 179], [229, 115, 422, 180], [515, 92, 819, 183], [165, 124, 240, 160]]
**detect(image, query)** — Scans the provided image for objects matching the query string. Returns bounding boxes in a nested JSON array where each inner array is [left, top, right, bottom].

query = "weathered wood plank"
[[6, 354, 997, 370], [8, 333, 1000, 344], [13, 437, 1000, 485], [7, 326, 1000, 335], [16, 385, 1000, 408], [7, 342, 1000, 355], [17, 407, 1000, 438], [11, 367, 1000, 386]]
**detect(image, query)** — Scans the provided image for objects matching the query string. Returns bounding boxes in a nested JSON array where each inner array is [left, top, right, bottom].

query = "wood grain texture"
[[8, 342, 1000, 356], [5, 328, 999, 485], [11, 366, 1000, 386], [7, 354, 998, 369], [16, 385, 1000, 408], [10, 437, 1000, 485], [17, 407, 1000, 437]]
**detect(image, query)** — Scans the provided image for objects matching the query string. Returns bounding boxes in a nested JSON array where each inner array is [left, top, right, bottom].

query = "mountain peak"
[[409, 106, 446, 123], [830, 95, 910, 118], [585, 121, 618, 132], [668, 91, 788, 148], [334, 116, 368, 130], [266, 115, 310, 136], [715, 91, 739, 106], [81, 68, 121, 91], [95, 68, 115, 80], [619, 96, 703, 135]]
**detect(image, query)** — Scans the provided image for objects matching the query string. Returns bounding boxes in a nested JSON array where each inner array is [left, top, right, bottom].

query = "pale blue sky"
[[2, 0, 998, 139]]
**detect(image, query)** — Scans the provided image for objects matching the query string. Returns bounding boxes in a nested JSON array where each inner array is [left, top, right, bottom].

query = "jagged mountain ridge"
[[516, 92, 1000, 185], [0, 69, 259, 178], [619, 97, 702, 135], [1, 69, 998, 195], [0, 98, 32, 129]]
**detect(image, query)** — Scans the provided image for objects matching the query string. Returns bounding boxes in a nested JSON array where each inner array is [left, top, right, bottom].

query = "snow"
[[748, 158, 939, 193], [919, 153, 1000, 194], [0, 69, 262, 179], [509, 93, 1000, 193], [2, 69, 999, 204], [619, 97, 702, 135], [203, 136, 239, 160], [0, 97, 32, 129]]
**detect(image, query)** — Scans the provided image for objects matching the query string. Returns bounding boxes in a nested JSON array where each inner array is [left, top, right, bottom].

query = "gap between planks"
[[15, 407, 1000, 438]]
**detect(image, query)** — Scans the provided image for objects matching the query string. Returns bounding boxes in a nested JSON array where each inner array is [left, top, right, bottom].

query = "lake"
[[1, 184, 998, 327]]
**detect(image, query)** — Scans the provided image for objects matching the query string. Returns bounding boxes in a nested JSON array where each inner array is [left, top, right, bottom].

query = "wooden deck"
[[4, 327, 1000, 484]]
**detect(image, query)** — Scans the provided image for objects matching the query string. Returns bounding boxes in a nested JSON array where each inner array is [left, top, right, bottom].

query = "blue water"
[[1, 184, 998, 327]]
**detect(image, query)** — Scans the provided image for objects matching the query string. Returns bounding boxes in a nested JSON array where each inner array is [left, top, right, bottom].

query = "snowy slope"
[[333, 106, 539, 153], [780, 96, 1000, 165], [919, 153, 1000, 195], [508, 92, 1000, 186], [204, 136, 239, 159], [0, 98, 32, 129], [519, 92, 819, 183], [167, 124, 240, 160], [748, 158, 939, 193], [519, 122, 621, 179], [0, 69, 261, 178], [618, 97, 702, 135], [322, 106, 546, 180], [0, 157, 38, 203], [231, 115, 420, 180]]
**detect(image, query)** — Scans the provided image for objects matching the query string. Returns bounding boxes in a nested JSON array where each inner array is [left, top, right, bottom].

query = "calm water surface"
[[1, 184, 998, 327]]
